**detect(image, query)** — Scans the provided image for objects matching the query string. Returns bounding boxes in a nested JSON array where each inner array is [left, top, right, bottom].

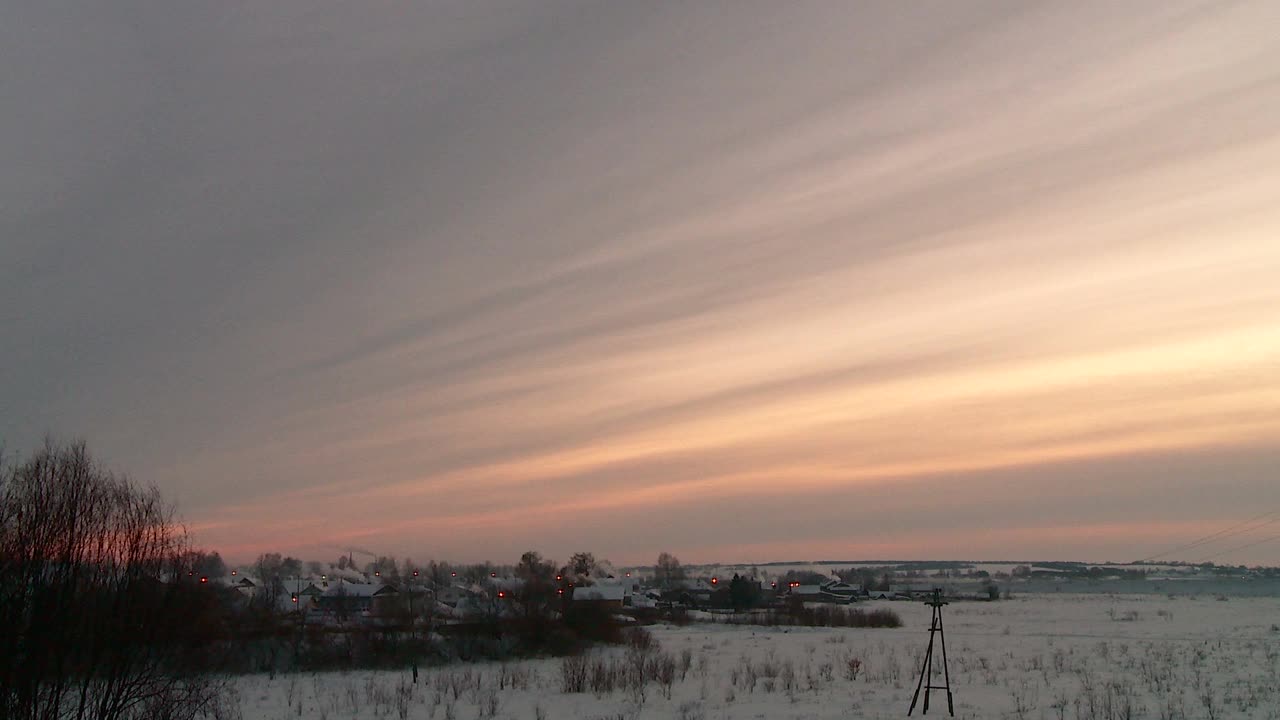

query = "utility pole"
[[909, 588, 954, 716]]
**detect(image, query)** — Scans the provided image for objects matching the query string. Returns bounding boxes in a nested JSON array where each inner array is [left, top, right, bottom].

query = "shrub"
[[561, 655, 589, 693], [0, 440, 233, 720]]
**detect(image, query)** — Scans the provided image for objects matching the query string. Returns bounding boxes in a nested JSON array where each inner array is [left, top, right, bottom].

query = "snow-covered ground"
[[230, 593, 1280, 719]]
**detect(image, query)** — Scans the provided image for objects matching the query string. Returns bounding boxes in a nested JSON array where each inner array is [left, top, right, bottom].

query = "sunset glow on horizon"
[[4, 1, 1279, 566]]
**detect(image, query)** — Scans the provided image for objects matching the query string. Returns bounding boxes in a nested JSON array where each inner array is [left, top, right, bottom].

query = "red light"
[[231, 570, 237, 576], [188, 571, 194, 576], [491, 572, 497, 577], [413, 570, 419, 577], [498, 591, 506, 598], [711, 577, 718, 585], [556, 575, 562, 581], [771, 582, 777, 587], [557, 589, 563, 595], [200, 576, 208, 584], [625, 572, 631, 577], [291, 595, 298, 603], [451, 572, 457, 577], [375, 571, 381, 577]]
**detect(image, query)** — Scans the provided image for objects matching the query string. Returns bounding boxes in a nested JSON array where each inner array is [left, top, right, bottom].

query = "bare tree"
[[182, 550, 227, 579], [0, 439, 226, 720], [513, 552, 556, 614], [254, 552, 286, 611], [426, 560, 452, 590], [655, 552, 685, 589], [331, 585, 355, 624], [569, 552, 596, 578], [365, 555, 399, 583]]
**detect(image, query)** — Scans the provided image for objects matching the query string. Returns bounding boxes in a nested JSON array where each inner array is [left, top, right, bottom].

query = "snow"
[[324, 582, 393, 598], [576, 584, 626, 602], [230, 592, 1280, 719]]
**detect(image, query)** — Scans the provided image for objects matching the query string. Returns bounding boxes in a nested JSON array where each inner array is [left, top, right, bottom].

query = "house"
[[436, 583, 478, 606], [489, 577, 526, 594], [789, 584, 823, 599], [293, 582, 324, 611], [660, 578, 717, 607], [316, 581, 402, 619], [629, 591, 657, 609], [232, 577, 258, 598], [571, 583, 625, 610], [819, 579, 862, 603]]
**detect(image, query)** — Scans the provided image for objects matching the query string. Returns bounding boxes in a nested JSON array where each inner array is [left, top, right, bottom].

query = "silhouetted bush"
[[563, 602, 627, 645], [0, 439, 232, 720]]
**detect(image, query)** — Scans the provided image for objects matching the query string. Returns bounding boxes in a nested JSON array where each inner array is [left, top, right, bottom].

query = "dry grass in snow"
[[230, 593, 1280, 719]]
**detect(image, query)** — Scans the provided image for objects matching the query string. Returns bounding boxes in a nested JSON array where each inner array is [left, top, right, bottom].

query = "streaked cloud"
[[3, 0, 1278, 565]]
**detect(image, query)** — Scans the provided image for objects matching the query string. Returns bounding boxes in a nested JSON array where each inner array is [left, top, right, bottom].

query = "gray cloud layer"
[[4, 1, 1279, 563]]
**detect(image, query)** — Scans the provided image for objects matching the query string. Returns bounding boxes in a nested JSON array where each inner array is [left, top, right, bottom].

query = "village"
[[215, 563, 964, 627], [209, 554, 1087, 629], [203, 553, 1280, 628]]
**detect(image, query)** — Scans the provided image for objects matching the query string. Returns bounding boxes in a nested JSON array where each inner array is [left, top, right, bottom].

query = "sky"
[[3, 1, 1279, 567]]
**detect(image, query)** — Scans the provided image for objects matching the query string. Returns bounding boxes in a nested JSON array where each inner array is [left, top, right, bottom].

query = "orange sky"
[[4, 1, 1279, 566]]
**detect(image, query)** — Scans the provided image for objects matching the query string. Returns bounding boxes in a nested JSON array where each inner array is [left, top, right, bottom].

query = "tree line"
[[1, 439, 904, 718], [1, 440, 232, 720]]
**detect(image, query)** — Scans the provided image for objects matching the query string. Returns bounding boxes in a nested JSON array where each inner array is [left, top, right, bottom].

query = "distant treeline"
[[1, 439, 908, 720]]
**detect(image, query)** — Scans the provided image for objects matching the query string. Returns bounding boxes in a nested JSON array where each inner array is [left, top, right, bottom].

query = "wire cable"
[[1196, 530, 1280, 563], [1137, 509, 1280, 563]]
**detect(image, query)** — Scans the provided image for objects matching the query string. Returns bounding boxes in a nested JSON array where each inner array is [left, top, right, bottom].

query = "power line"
[[1196, 531, 1280, 563], [1138, 509, 1280, 562]]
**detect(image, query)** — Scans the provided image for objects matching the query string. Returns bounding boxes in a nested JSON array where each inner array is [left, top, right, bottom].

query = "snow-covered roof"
[[489, 577, 526, 592], [212, 576, 250, 588], [323, 582, 396, 598], [821, 580, 861, 593], [574, 584, 625, 601]]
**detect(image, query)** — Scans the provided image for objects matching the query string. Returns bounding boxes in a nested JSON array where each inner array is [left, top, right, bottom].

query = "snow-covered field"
[[231, 593, 1280, 719]]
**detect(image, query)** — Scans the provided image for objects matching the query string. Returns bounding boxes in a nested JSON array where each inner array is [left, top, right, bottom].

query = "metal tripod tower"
[[909, 588, 954, 716]]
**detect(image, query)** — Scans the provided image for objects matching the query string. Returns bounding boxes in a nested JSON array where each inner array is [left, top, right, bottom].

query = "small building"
[[819, 580, 862, 602], [294, 582, 324, 611], [436, 583, 477, 606], [232, 577, 258, 598], [571, 583, 626, 610], [316, 581, 401, 619], [789, 584, 823, 599]]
